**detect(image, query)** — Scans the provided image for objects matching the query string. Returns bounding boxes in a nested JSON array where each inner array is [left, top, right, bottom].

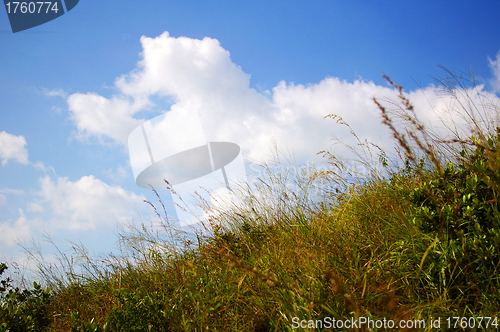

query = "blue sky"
[[1, 1, 500, 273]]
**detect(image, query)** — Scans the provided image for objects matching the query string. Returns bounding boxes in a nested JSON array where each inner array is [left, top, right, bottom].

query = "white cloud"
[[268, 78, 399, 160], [0, 188, 25, 195], [0, 188, 25, 207], [27, 201, 44, 213], [66, 32, 396, 165], [42, 88, 68, 99], [406, 85, 500, 140], [0, 131, 29, 166], [0, 209, 32, 247], [116, 32, 251, 100], [37, 175, 146, 231], [32, 161, 56, 174], [103, 165, 128, 183], [489, 50, 500, 93], [1, 175, 149, 255], [67, 93, 150, 145], [65, 32, 500, 168]]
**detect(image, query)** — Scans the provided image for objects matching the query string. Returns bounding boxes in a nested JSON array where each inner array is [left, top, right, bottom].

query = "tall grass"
[[2, 69, 500, 331]]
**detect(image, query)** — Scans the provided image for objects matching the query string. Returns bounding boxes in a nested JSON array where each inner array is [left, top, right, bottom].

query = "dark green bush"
[[105, 288, 170, 331], [410, 129, 500, 302], [0, 263, 53, 332]]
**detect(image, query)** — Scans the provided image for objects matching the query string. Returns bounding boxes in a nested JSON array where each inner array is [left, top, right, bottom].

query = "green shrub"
[[410, 129, 500, 303], [0, 263, 53, 332], [105, 288, 170, 331]]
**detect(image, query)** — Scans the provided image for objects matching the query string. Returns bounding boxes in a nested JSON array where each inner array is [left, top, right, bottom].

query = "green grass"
[[2, 71, 500, 331]]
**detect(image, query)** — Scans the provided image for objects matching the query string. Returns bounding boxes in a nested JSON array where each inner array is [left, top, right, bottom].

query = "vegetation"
[[2, 70, 499, 331], [0, 263, 52, 332]]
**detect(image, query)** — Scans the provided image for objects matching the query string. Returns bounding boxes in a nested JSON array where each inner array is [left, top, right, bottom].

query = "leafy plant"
[[0, 263, 52, 332], [409, 129, 500, 302]]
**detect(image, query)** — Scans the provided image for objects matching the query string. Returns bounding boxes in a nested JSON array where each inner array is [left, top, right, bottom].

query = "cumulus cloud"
[[269, 79, 399, 159], [1, 174, 149, 254], [66, 32, 393, 164], [0, 131, 29, 166], [407, 85, 500, 140], [37, 175, 146, 230], [67, 93, 150, 145], [66, 32, 500, 168], [116, 33, 252, 100], [115, 32, 275, 157]]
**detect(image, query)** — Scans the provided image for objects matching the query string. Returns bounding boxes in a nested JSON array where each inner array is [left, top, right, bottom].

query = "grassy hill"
[[2, 74, 500, 331]]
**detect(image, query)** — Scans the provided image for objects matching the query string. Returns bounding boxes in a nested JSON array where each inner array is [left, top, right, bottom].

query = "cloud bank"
[[66, 32, 500, 170], [66, 32, 397, 165]]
